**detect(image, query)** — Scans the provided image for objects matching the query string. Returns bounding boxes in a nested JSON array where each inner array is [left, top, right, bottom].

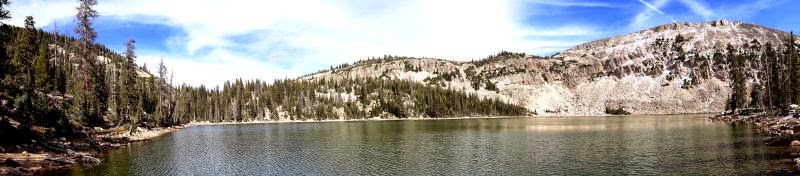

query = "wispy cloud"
[[634, 0, 676, 26], [629, 0, 785, 30], [676, 0, 713, 19]]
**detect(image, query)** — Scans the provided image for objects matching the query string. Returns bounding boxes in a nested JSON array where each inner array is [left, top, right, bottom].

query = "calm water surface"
[[68, 115, 795, 175]]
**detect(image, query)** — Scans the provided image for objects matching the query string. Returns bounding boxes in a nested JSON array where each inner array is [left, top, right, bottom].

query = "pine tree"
[[765, 42, 787, 113], [788, 32, 800, 104], [763, 42, 777, 115], [7, 16, 37, 125], [156, 59, 174, 126], [0, 0, 8, 20], [750, 83, 762, 109], [14, 16, 36, 89], [74, 0, 105, 126], [727, 44, 746, 112], [119, 38, 140, 126], [33, 42, 49, 90], [0, 0, 10, 117]]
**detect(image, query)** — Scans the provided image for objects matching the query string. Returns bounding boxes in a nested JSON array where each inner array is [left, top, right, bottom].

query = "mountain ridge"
[[302, 19, 800, 115]]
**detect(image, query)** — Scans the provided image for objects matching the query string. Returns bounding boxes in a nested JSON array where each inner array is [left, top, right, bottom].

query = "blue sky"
[[5, 0, 799, 86]]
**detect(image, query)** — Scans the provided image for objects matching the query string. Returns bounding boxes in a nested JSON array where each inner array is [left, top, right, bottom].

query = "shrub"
[[485, 81, 498, 91], [605, 106, 630, 115]]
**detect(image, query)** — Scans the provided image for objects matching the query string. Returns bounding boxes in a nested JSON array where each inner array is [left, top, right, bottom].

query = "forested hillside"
[[172, 78, 528, 123], [0, 0, 529, 144]]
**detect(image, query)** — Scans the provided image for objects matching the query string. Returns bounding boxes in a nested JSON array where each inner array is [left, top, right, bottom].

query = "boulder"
[[765, 136, 792, 146], [795, 158, 800, 169], [4, 158, 21, 167], [76, 155, 100, 164], [791, 140, 800, 146]]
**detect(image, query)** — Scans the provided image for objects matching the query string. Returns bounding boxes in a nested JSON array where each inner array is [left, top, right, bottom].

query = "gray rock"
[[77, 155, 101, 164]]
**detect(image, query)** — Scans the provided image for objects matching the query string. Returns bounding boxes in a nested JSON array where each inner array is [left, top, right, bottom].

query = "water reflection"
[[70, 115, 792, 175]]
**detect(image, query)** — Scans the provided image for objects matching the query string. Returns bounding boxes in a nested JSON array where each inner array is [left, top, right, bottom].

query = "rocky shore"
[[709, 112, 800, 172], [709, 112, 800, 146], [0, 125, 190, 175]]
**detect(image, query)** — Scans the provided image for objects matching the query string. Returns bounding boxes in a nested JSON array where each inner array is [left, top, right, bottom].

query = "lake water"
[[67, 115, 796, 175]]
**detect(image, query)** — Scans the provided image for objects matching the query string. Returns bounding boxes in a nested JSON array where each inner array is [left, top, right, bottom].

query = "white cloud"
[[136, 49, 298, 88], [524, 26, 600, 37], [9, 0, 599, 87], [523, 0, 624, 8], [5, 0, 74, 26]]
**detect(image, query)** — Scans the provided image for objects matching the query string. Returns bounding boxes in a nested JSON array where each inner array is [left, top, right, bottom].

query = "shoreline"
[[123, 124, 195, 142], [187, 113, 720, 126], [186, 116, 530, 126]]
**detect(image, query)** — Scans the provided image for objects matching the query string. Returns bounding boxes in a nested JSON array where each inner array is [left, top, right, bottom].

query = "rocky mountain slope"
[[302, 19, 800, 115]]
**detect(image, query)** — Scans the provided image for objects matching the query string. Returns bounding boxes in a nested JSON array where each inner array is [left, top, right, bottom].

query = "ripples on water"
[[69, 115, 795, 175]]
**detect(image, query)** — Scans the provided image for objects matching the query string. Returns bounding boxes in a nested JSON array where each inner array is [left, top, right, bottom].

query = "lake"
[[67, 115, 796, 175]]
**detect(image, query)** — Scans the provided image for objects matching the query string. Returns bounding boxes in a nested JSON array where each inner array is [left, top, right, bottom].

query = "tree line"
[[649, 33, 800, 115], [726, 33, 800, 115], [169, 77, 528, 124]]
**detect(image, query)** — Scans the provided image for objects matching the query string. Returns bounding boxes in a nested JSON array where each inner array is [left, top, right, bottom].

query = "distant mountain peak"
[[555, 20, 792, 63]]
